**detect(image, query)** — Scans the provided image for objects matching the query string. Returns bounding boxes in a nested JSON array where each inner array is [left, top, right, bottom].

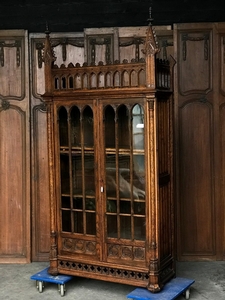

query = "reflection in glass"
[[132, 104, 144, 150], [134, 201, 145, 215], [107, 200, 117, 213], [120, 216, 131, 239], [134, 217, 145, 240], [104, 104, 146, 241]]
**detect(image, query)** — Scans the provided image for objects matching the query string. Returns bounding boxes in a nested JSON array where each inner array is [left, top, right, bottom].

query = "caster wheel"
[[185, 288, 190, 299], [38, 281, 44, 293], [58, 284, 65, 296]]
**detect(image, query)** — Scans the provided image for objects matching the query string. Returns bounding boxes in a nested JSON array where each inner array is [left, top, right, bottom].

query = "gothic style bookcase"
[[42, 21, 175, 292]]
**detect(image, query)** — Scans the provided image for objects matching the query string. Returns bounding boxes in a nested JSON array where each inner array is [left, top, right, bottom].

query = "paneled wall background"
[[0, 23, 225, 262], [0, 30, 30, 263]]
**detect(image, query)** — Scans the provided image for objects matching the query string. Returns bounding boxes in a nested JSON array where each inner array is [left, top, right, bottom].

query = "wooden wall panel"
[[179, 102, 214, 255], [0, 30, 30, 263], [174, 23, 225, 261], [30, 32, 84, 261], [217, 24, 225, 259]]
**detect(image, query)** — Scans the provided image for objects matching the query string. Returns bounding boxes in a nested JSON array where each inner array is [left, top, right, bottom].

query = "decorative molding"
[[108, 244, 145, 261], [1, 99, 10, 110], [182, 33, 209, 61], [36, 38, 84, 68], [0, 40, 21, 67], [119, 38, 144, 61], [161, 39, 174, 60], [89, 36, 112, 65], [62, 238, 96, 255]]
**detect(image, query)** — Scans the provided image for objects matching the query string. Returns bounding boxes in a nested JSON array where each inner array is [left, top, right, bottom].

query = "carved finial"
[[42, 22, 56, 65], [147, 4, 154, 25], [142, 4, 159, 56], [45, 21, 50, 34]]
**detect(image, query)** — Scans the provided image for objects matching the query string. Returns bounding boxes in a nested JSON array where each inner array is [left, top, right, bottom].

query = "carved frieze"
[[108, 244, 145, 261], [62, 238, 96, 255]]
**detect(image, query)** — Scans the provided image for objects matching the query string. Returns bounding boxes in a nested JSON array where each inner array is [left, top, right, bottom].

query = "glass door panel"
[[59, 104, 96, 236], [104, 103, 146, 242], [59, 106, 68, 147]]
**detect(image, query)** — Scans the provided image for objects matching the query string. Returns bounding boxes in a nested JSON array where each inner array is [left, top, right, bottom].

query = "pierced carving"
[[0, 40, 21, 67], [59, 260, 149, 282], [1, 99, 10, 110]]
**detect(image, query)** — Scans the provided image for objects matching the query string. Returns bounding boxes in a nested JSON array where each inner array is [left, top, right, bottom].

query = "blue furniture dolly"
[[127, 277, 195, 300], [30, 267, 73, 296]]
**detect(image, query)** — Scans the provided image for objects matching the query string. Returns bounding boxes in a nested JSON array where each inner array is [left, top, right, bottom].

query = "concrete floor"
[[0, 261, 225, 299]]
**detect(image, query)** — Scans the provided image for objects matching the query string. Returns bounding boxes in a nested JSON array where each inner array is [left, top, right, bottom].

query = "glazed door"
[[100, 101, 147, 267], [58, 102, 99, 260], [57, 100, 147, 266]]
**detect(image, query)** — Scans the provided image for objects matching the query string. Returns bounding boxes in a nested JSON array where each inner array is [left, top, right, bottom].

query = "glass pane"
[[62, 210, 71, 232], [120, 216, 131, 239], [58, 107, 68, 147], [83, 106, 94, 147], [71, 106, 81, 147], [74, 211, 83, 234], [60, 154, 70, 194], [84, 155, 95, 195], [120, 200, 131, 213], [132, 104, 144, 150], [72, 156, 82, 194], [73, 197, 83, 209], [85, 197, 95, 210], [133, 155, 145, 196], [118, 105, 130, 149], [105, 105, 115, 148], [134, 217, 145, 240], [61, 196, 70, 208], [118, 156, 130, 199], [107, 215, 117, 238], [107, 200, 117, 213], [106, 155, 116, 197], [86, 212, 96, 235], [134, 201, 145, 215]]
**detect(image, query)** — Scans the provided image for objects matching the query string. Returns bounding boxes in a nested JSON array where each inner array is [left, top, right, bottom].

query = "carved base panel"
[[57, 259, 149, 287]]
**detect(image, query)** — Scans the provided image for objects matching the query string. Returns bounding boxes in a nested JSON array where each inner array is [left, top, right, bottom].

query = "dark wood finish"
[[30, 32, 84, 261], [174, 22, 225, 261], [42, 22, 175, 292], [0, 30, 30, 263]]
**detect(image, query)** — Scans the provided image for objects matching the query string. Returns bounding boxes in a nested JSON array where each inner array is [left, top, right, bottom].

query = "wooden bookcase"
[[42, 23, 175, 292]]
